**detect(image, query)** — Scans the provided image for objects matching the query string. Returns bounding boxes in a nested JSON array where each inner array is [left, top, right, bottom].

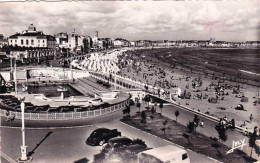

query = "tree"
[[126, 105, 131, 116], [144, 95, 151, 108], [129, 99, 135, 106], [215, 124, 227, 148], [151, 106, 156, 114], [175, 110, 180, 122], [193, 115, 200, 131], [159, 102, 164, 115], [249, 130, 257, 158], [187, 121, 195, 134], [136, 102, 141, 113], [150, 115, 155, 122], [184, 121, 196, 144], [123, 104, 131, 118], [161, 120, 168, 135], [141, 111, 147, 124]]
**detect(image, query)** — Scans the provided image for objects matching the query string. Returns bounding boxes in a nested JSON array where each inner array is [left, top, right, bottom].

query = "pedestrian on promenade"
[[200, 120, 204, 128], [230, 119, 235, 130], [224, 116, 228, 123], [250, 114, 253, 123], [6, 110, 9, 117]]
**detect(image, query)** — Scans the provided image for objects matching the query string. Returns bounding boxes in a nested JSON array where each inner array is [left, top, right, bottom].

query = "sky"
[[0, 1, 259, 42]]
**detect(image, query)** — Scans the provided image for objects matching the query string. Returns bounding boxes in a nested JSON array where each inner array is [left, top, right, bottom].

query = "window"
[[15, 40, 17, 43], [26, 39, 29, 45], [38, 40, 40, 43], [43, 40, 45, 43], [21, 39, 24, 45], [31, 40, 34, 45], [11, 40, 12, 43], [182, 153, 188, 160]]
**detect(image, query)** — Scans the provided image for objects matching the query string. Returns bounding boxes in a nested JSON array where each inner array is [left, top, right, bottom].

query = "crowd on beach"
[[70, 48, 259, 133], [116, 49, 259, 133]]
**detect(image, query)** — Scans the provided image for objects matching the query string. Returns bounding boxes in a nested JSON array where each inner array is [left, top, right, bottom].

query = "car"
[[101, 137, 147, 156], [86, 128, 121, 146], [138, 145, 190, 163], [124, 144, 150, 160], [101, 136, 132, 155]]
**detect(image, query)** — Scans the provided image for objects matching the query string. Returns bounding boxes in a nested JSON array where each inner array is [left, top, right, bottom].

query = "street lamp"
[[17, 99, 32, 163]]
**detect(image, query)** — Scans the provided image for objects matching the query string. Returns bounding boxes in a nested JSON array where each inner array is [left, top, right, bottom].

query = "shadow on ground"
[[27, 131, 53, 157], [74, 158, 89, 163]]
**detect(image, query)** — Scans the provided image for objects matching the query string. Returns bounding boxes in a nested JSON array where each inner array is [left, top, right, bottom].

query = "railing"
[[90, 72, 252, 134], [147, 93, 251, 134], [89, 72, 146, 90], [0, 99, 130, 120]]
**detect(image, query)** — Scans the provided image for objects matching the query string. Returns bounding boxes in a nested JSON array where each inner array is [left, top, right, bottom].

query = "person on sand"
[[249, 114, 253, 122], [253, 126, 258, 135], [240, 121, 246, 127]]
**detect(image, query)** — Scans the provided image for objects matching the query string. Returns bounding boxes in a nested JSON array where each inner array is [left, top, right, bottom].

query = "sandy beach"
[[118, 48, 260, 133]]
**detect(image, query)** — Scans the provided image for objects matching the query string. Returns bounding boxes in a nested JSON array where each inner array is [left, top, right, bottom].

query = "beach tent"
[[235, 104, 244, 110]]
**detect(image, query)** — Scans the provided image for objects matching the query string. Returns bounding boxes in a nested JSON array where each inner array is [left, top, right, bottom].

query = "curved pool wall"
[[0, 93, 131, 120], [0, 67, 90, 82]]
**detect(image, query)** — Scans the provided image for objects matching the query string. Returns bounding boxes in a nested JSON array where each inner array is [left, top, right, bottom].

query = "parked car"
[[86, 128, 121, 146], [101, 137, 147, 156], [124, 144, 150, 160]]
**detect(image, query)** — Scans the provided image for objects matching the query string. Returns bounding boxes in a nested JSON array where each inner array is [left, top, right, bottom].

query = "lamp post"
[[14, 57, 17, 95], [17, 100, 32, 162]]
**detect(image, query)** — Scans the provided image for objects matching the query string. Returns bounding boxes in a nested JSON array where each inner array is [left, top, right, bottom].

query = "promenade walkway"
[[137, 100, 259, 160]]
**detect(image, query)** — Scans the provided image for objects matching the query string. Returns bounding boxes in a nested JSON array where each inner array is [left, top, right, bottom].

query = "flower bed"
[[121, 110, 256, 163]]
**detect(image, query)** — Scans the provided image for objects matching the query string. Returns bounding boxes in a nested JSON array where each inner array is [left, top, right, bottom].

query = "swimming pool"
[[27, 84, 83, 98]]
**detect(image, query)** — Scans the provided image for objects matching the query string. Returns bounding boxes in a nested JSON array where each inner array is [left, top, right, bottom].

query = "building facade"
[[8, 24, 56, 61], [55, 32, 68, 45], [113, 38, 130, 47], [0, 34, 8, 48], [8, 24, 56, 50]]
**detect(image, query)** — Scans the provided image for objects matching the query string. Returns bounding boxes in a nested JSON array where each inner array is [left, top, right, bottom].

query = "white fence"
[[90, 72, 145, 90], [0, 99, 129, 120]]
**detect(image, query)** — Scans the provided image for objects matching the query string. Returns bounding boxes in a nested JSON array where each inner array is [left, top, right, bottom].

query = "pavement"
[[1, 106, 220, 163]]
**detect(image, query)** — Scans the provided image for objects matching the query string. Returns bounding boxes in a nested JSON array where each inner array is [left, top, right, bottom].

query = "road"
[[0, 106, 219, 163], [1, 101, 248, 148]]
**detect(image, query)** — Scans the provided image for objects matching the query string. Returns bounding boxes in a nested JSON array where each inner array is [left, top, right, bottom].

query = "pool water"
[[27, 84, 83, 98]]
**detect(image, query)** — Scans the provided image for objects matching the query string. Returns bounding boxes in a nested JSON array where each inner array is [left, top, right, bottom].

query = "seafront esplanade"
[[1, 9, 259, 162]]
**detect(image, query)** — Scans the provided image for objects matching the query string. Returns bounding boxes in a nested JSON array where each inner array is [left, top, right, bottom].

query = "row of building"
[[0, 24, 260, 62], [130, 39, 260, 48]]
